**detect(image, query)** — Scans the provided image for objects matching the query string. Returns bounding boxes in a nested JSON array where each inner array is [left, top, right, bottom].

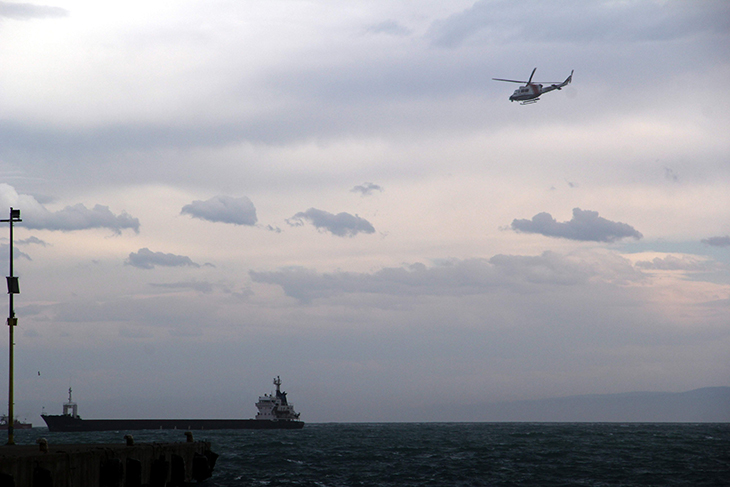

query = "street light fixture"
[[1, 208, 21, 445]]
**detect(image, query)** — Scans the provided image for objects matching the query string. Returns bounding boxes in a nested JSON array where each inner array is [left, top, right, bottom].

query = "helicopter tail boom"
[[542, 70, 573, 94]]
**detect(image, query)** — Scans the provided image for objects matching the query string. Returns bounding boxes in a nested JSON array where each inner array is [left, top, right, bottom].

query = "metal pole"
[[2, 208, 21, 446], [7, 213, 12, 446]]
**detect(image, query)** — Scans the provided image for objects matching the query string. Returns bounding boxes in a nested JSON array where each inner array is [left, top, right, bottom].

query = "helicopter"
[[493, 68, 573, 104]]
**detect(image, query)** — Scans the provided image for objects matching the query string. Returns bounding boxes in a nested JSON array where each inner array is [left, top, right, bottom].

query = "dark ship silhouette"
[[41, 377, 303, 432]]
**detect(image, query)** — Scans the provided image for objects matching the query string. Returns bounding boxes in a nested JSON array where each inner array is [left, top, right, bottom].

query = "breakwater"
[[0, 434, 217, 486]]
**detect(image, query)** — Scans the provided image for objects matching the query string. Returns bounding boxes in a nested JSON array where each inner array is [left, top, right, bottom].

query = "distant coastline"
[[422, 387, 730, 423]]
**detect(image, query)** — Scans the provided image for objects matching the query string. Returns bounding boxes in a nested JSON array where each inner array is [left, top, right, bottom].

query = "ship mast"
[[274, 376, 281, 393], [63, 387, 78, 418]]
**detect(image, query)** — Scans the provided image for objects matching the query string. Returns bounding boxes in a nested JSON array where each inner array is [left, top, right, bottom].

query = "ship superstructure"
[[63, 387, 79, 418], [255, 376, 301, 421]]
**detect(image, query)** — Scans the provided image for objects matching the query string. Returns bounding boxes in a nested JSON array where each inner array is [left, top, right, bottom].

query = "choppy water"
[[13, 422, 730, 486]]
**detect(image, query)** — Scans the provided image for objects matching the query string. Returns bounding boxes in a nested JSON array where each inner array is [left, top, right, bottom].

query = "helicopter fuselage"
[[509, 84, 542, 102]]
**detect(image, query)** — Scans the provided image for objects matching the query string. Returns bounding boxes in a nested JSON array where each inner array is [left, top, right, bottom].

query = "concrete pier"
[[0, 436, 218, 486]]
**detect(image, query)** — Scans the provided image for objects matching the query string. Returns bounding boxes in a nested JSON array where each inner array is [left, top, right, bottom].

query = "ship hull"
[[41, 415, 303, 432], [0, 423, 32, 430]]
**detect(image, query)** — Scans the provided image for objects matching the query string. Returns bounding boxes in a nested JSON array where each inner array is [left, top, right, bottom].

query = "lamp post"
[[1, 208, 21, 445]]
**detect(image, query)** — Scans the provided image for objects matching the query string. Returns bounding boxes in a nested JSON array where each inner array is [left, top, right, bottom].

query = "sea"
[[11, 422, 730, 486]]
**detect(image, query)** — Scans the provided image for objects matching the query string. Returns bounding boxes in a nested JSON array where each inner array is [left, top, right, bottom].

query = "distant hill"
[[438, 387, 730, 422]]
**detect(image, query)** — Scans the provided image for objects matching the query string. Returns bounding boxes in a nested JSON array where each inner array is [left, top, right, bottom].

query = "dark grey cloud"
[[29, 193, 56, 205], [149, 281, 214, 293], [0, 243, 29, 290], [181, 195, 257, 226], [664, 167, 679, 183], [427, 0, 730, 48], [29, 296, 210, 331], [366, 20, 411, 37], [17, 236, 48, 247], [24, 203, 140, 234], [511, 208, 642, 243], [0, 2, 68, 19], [0, 0, 726, 179], [250, 261, 498, 303], [125, 248, 200, 270], [287, 208, 375, 237], [0, 184, 139, 234], [0, 67, 473, 163], [251, 251, 639, 303], [701, 235, 730, 247], [0, 244, 30, 261], [148, 281, 249, 297], [350, 182, 383, 197]]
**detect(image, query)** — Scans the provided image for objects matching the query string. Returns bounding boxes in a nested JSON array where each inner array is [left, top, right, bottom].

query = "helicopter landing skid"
[[520, 99, 539, 105]]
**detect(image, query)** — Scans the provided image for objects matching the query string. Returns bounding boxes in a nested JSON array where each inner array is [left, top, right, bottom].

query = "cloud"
[[149, 281, 215, 293], [251, 251, 640, 303], [701, 235, 730, 247], [350, 182, 383, 197], [664, 167, 679, 183], [17, 236, 48, 247], [366, 20, 411, 37], [0, 184, 139, 234], [0, 244, 30, 261], [287, 208, 375, 237], [635, 255, 715, 272], [0, 0, 723, 424], [0, 2, 68, 20], [427, 0, 730, 48], [148, 280, 248, 296], [125, 248, 200, 270], [181, 195, 257, 226], [31, 295, 210, 332], [511, 208, 643, 243], [27, 204, 140, 234], [250, 261, 498, 304]]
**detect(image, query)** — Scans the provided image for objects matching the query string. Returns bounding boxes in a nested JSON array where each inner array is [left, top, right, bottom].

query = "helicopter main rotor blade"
[[527, 67, 537, 84], [492, 78, 526, 83]]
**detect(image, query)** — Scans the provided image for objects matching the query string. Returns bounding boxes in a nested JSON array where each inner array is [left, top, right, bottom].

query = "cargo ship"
[[0, 415, 32, 430], [41, 377, 304, 432]]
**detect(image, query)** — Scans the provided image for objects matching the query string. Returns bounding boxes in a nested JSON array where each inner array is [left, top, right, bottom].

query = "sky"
[[0, 0, 729, 423]]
